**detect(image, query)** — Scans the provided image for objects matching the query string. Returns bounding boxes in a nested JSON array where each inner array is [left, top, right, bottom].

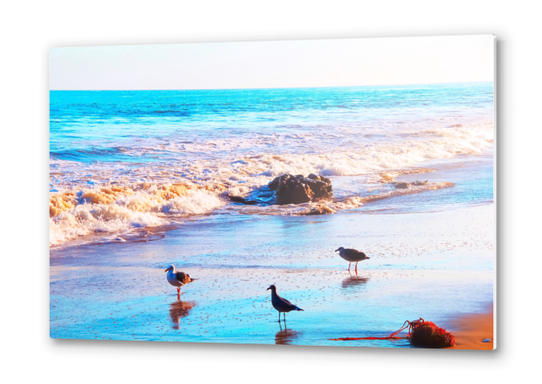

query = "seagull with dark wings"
[[335, 247, 370, 273], [267, 284, 304, 323]]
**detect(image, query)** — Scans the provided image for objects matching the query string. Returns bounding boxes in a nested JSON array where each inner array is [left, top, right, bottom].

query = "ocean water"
[[49, 82, 494, 247]]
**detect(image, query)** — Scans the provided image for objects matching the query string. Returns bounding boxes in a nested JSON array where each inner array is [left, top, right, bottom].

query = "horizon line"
[[49, 80, 494, 92]]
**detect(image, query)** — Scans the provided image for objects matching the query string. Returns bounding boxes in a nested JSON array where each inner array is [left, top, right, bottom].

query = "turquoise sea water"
[[50, 83, 493, 164]]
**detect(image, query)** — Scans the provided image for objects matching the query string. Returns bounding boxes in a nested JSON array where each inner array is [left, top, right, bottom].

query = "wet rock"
[[391, 181, 411, 189], [390, 180, 430, 189], [228, 195, 258, 205], [412, 180, 430, 186], [276, 175, 314, 205], [268, 176, 281, 191], [306, 206, 335, 215], [305, 178, 333, 198], [268, 174, 333, 205]]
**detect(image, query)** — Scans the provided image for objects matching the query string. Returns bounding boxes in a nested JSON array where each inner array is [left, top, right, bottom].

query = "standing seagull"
[[267, 284, 303, 323], [335, 247, 370, 273], [165, 265, 196, 297]]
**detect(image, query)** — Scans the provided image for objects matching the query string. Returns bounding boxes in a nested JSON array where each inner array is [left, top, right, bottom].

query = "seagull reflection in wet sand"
[[169, 300, 195, 329], [275, 326, 302, 345], [341, 274, 370, 290]]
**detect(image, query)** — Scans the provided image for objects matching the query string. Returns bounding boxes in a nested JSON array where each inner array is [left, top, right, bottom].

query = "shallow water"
[[50, 203, 494, 347]]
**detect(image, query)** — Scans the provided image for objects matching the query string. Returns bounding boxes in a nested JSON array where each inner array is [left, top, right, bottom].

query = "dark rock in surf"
[[412, 180, 430, 186], [228, 195, 258, 205], [275, 174, 314, 205], [391, 181, 411, 189], [389, 180, 429, 189], [230, 174, 333, 207], [306, 206, 335, 215], [304, 178, 332, 198], [268, 174, 333, 205]]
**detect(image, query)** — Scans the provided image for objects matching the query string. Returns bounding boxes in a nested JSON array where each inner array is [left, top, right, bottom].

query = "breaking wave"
[[49, 120, 493, 247]]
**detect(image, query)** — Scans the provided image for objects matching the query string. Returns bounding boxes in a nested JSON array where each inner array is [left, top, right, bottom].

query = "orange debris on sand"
[[330, 318, 455, 348]]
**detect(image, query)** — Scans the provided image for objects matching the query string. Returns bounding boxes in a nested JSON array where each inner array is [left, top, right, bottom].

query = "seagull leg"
[[348, 262, 351, 272], [278, 312, 281, 322], [355, 262, 358, 274]]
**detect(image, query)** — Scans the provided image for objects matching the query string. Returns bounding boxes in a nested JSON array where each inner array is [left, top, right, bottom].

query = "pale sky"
[[49, 35, 494, 90]]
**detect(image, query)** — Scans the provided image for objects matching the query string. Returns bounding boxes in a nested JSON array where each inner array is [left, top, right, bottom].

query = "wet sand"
[[50, 203, 495, 348], [450, 307, 494, 350]]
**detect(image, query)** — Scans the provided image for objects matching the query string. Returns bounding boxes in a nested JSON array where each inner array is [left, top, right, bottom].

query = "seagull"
[[165, 265, 196, 297], [335, 247, 370, 273], [267, 284, 303, 323]]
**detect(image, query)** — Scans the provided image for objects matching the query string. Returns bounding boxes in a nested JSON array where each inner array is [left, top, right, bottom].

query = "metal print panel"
[[49, 35, 495, 349]]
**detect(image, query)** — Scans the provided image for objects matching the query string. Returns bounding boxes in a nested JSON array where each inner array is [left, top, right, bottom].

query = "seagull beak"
[[164, 268, 169, 272], [335, 249, 339, 252], [266, 287, 270, 290]]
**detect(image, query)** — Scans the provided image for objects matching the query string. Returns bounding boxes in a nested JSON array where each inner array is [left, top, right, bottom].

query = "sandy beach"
[[450, 307, 494, 350], [50, 202, 495, 348]]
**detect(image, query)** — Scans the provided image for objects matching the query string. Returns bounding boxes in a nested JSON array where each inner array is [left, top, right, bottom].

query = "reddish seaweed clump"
[[408, 319, 455, 348], [329, 318, 455, 348]]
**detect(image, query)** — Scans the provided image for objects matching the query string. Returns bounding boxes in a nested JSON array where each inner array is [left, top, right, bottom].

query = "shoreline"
[[51, 202, 495, 348], [50, 148, 494, 250]]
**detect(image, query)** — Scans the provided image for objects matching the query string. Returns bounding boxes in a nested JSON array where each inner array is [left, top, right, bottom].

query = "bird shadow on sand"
[[275, 324, 302, 345], [341, 274, 370, 291], [169, 300, 196, 330]]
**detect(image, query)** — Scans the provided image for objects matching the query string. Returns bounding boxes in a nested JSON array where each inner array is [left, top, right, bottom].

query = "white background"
[[1, 1, 539, 383]]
